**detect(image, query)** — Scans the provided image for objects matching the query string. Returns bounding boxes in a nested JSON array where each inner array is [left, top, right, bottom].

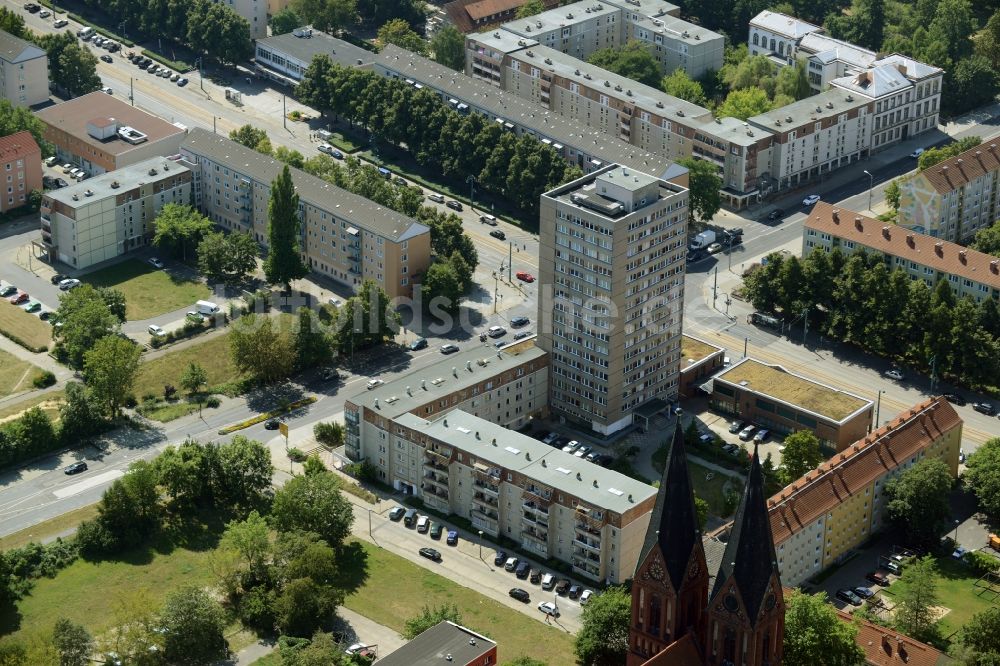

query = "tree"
[[313, 421, 345, 447], [431, 24, 465, 71], [775, 59, 812, 101], [661, 69, 707, 106], [273, 578, 334, 637], [850, 0, 885, 51], [80, 461, 161, 554], [977, 9, 1000, 70], [918, 136, 981, 171], [503, 658, 548, 666], [334, 280, 401, 353], [292, 0, 357, 33], [179, 362, 208, 398], [782, 590, 864, 666], [587, 40, 661, 89], [884, 179, 902, 211], [716, 87, 772, 120], [516, 0, 545, 18], [197, 231, 259, 286], [153, 203, 214, 261], [958, 607, 1000, 665], [677, 158, 722, 222], [779, 431, 823, 484], [230, 124, 269, 150], [0, 7, 29, 39], [54, 285, 118, 368], [928, 0, 976, 63], [0, 99, 52, 156], [722, 53, 776, 93], [964, 438, 1000, 520], [270, 7, 302, 35], [52, 618, 93, 666], [885, 458, 952, 547], [264, 165, 309, 290], [229, 314, 296, 384], [270, 472, 354, 549], [209, 5, 253, 64], [83, 336, 142, 420], [55, 43, 102, 97], [894, 555, 940, 642], [575, 585, 629, 666], [403, 604, 462, 639], [944, 56, 999, 117], [98, 287, 127, 324], [216, 435, 273, 510], [377, 18, 428, 55], [221, 510, 271, 576], [274, 145, 306, 169], [293, 307, 333, 370], [421, 261, 463, 314], [973, 221, 1000, 256], [160, 585, 227, 665], [58, 381, 105, 441]]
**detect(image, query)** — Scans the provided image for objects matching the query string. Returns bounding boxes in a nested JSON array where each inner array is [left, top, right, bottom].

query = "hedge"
[[148, 319, 219, 349], [66, 13, 135, 47], [140, 49, 192, 74], [0, 330, 48, 354], [37, 0, 66, 14], [217, 396, 317, 435]]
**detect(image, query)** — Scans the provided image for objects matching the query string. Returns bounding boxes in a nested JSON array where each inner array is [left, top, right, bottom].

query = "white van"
[[195, 300, 220, 315], [416, 515, 429, 533], [77, 27, 94, 40], [541, 573, 555, 590]]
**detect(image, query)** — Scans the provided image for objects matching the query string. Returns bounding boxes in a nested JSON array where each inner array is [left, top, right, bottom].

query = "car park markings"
[[53, 470, 123, 499]]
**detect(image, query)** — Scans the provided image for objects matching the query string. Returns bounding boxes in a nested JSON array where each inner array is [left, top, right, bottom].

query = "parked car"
[[446, 200, 463, 211], [388, 506, 406, 521], [738, 425, 757, 441], [960, 449, 966, 464], [504, 556, 519, 572], [50, 273, 67, 285], [22, 300, 40, 313], [39, 311, 51, 321], [529, 568, 542, 584], [706, 242, 723, 254], [555, 579, 571, 595], [973, 402, 997, 416], [515, 562, 530, 579], [836, 589, 863, 606], [910, 148, 925, 158], [103, 86, 113, 94], [64, 461, 88, 475], [38, 8, 49, 16], [416, 515, 430, 533], [264, 419, 280, 430], [509, 588, 530, 603], [568, 584, 582, 599], [768, 209, 784, 221], [853, 586, 875, 599], [489, 230, 506, 240], [0, 286, 16, 297], [562, 440, 580, 453], [512, 331, 531, 340], [55, 178, 69, 188], [511, 316, 529, 328], [54, 18, 69, 28], [753, 429, 769, 443], [409, 337, 428, 351], [728, 420, 745, 433], [317, 143, 335, 155], [574, 445, 592, 459], [147, 324, 166, 337], [723, 443, 741, 455], [419, 547, 442, 562], [9, 292, 29, 304], [44, 156, 58, 167], [802, 194, 821, 206], [430, 523, 443, 539], [494, 550, 508, 567], [580, 589, 593, 604], [100, 54, 113, 63], [541, 573, 555, 590], [516, 271, 535, 282], [440, 344, 460, 354], [366, 379, 384, 390], [487, 325, 506, 338], [148, 257, 164, 268], [884, 368, 904, 381], [943, 393, 966, 406], [23, 3, 40, 13], [176, 78, 188, 87], [427, 193, 445, 203], [538, 601, 560, 617], [446, 530, 458, 545], [480, 215, 497, 225]]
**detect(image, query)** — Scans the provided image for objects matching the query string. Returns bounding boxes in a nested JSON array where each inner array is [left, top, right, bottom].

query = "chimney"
[[935, 241, 943, 256], [882, 226, 890, 239], [832, 209, 840, 223], [882, 636, 893, 655], [906, 233, 915, 247], [991, 260, 999, 274], [959, 249, 968, 263], [855, 216, 863, 231]]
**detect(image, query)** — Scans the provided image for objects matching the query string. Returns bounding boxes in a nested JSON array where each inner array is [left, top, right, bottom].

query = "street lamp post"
[[954, 519, 960, 543], [478, 530, 483, 561], [875, 389, 885, 428], [863, 170, 874, 212], [195, 58, 204, 92], [467, 175, 476, 210]]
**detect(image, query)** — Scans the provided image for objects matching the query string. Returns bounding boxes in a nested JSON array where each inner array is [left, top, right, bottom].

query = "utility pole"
[[875, 389, 884, 429], [743, 337, 748, 358], [283, 95, 287, 130], [863, 170, 874, 212], [213, 116, 217, 134], [930, 354, 938, 392], [129, 77, 134, 107], [712, 266, 718, 304], [508, 242, 513, 282], [197, 58, 204, 92], [802, 306, 808, 342], [467, 175, 476, 209], [494, 274, 499, 314]]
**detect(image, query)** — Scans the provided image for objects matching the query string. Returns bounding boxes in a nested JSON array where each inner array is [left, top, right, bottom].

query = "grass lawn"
[[0, 303, 52, 351], [0, 504, 98, 550], [250, 653, 281, 666], [84, 259, 210, 320], [0, 349, 45, 399], [339, 540, 576, 665], [0, 390, 64, 423], [689, 462, 741, 519], [134, 334, 241, 399], [137, 399, 209, 423]]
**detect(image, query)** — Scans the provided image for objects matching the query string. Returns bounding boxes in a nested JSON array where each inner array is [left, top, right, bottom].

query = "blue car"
[[447, 530, 458, 546]]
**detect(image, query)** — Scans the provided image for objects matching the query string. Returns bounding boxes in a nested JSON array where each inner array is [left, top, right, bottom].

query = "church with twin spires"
[[628, 422, 785, 666]]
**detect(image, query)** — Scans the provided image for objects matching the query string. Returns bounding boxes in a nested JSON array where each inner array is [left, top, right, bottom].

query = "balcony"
[[425, 446, 451, 463], [473, 479, 499, 496], [521, 530, 548, 556], [523, 500, 549, 517], [423, 458, 448, 472], [423, 471, 448, 489], [424, 491, 450, 512], [472, 491, 499, 510], [572, 560, 601, 580], [574, 536, 601, 552], [522, 486, 552, 506], [471, 509, 499, 536], [575, 520, 602, 539]]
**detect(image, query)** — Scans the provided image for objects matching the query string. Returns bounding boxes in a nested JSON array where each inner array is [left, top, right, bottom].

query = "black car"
[[55, 178, 69, 188], [388, 506, 406, 521], [64, 461, 87, 475], [494, 550, 508, 567], [446, 200, 463, 211], [509, 588, 530, 603], [39, 311, 51, 321], [430, 523, 443, 539], [100, 54, 113, 63], [489, 230, 506, 240], [555, 579, 571, 595], [419, 547, 442, 562], [409, 337, 428, 351], [568, 584, 582, 599], [50, 273, 67, 285], [107, 43, 120, 52], [767, 209, 784, 221], [529, 568, 541, 584], [943, 393, 967, 406], [515, 561, 531, 579], [973, 402, 997, 416], [836, 589, 863, 606], [42, 176, 57, 189], [264, 418, 280, 430], [24, 3, 40, 12], [511, 316, 529, 328]]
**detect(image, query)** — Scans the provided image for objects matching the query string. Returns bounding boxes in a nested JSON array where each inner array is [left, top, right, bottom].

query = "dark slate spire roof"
[[638, 420, 701, 591], [710, 444, 781, 623]]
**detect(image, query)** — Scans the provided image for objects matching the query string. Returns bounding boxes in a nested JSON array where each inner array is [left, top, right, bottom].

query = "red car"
[[9, 292, 28, 305], [516, 271, 535, 283]]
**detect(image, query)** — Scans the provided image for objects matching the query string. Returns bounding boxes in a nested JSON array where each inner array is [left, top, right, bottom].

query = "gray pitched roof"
[[0, 29, 45, 64], [181, 128, 428, 242], [830, 64, 912, 99], [749, 10, 822, 40]]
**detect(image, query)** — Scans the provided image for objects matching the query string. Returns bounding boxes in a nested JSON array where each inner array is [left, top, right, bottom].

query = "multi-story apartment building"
[[896, 141, 999, 243], [708, 358, 874, 452], [0, 29, 47, 107], [803, 202, 1000, 302], [766, 396, 960, 586], [746, 89, 871, 192], [374, 44, 687, 183], [748, 10, 821, 62], [467, 0, 722, 79], [444, 0, 560, 34], [253, 28, 375, 85], [537, 164, 688, 435], [344, 339, 550, 466], [179, 128, 431, 300], [40, 157, 192, 269], [213, 0, 267, 39], [0, 131, 41, 214], [36, 93, 188, 176]]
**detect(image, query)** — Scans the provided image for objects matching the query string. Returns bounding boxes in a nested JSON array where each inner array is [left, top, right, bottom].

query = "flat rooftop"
[[604, 0, 679, 18], [546, 164, 685, 220], [378, 622, 495, 666], [467, 28, 538, 54], [36, 92, 187, 157], [46, 157, 189, 207], [691, 115, 772, 147], [681, 334, 722, 366], [397, 409, 657, 516], [347, 339, 547, 419], [716, 358, 871, 422], [255, 28, 374, 68], [749, 10, 822, 40], [748, 88, 867, 133], [500, 0, 620, 37]]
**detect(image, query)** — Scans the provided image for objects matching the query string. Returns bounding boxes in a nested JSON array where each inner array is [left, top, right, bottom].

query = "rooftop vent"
[[604, 80, 610, 87], [826, 101, 834, 109], [536, 20, 542, 27], [584, 73, 592, 79], [676, 109, 684, 117], [906, 233, 915, 247], [452, 366, 457, 377], [882, 226, 890, 239], [494, 31, 501, 37], [374, 398, 379, 408], [614, 84, 622, 91], [815, 106, 822, 113], [576, 472, 582, 480], [574, 68, 580, 75], [832, 209, 840, 222], [71, 194, 78, 201], [110, 181, 120, 189], [469, 638, 476, 646], [854, 216, 863, 230], [566, 12, 573, 18], [959, 249, 968, 263], [846, 94, 854, 101], [525, 49, 533, 56], [785, 116, 793, 123], [656, 101, 664, 108], [626, 89, 632, 96], [116, 125, 148, 145], [544, 57, 552, 64], [148, 168, 157, 176], [84, 189, 93, 197]]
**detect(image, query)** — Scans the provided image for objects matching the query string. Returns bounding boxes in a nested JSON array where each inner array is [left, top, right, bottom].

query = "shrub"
[[343, 460, 378, 482], [238, 585, 276, 630], [0, 329, 47, 353], [32, 371, 56, 388], [142, 393, 157, 402], [287, 448, 306, 462], [164, 384, 177, 400], [965, 550, 1000, 575], [75, 519, 119, 557], [205, 396, 221, 408], [140, 49, 191, 73], [124, 395, 137, 409]]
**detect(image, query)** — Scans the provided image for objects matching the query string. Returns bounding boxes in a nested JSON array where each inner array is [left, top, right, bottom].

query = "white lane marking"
[[53, 470, 123, 499]]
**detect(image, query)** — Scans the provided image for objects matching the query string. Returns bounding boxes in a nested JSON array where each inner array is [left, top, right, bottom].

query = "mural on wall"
[[897, 174, 940, 237]]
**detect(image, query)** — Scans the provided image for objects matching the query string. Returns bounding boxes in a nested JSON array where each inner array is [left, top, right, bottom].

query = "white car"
[[147, 324, 166, 337], [148, 257, 164, 269], [53, 18, 68, 28], [103, 87, 113, 95], [909, 148, 925, 158], [317, 143, 335, 154], [802, 194, 821, 206], [487, 325, 506, 338], [884, 368, 904, 381], [38, 9, 49, 17], [580, 589, 593, 604], [366, 379, 384, 390], [538, 601, 560, 617], [738, 425, 757, 441], [562, 440, 579, 453], [44, 156, 58, 167], [58, 278, 81, 290], [427, 193, 445, 203]]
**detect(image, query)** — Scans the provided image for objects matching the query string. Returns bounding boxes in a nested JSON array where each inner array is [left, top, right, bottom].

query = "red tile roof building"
[[0, 130, 41, 213], [835, 610, 951, 666], [444, 0, 559, 33]]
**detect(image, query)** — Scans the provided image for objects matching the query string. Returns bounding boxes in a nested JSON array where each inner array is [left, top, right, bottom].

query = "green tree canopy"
[[894, 555, 940, 643], [431, 24, 465, 71], [884, 458, 952, 547], [965, 438, 1000, 521], [52, 618, 93, 666], [0, 99, 52, 156], [160, 585, 228, 665], [270, 472, 354, 548], [575, 585, 630, 665], [377, 18, 428, 55], [264, 165, 309, 290], [918, 136, 982, 171], [230, 124, 269, 150], [677, 157, 722, 222], [180, 362, 208, 397], [293, 306, 334, 370], [270, 7, 302, 34], [717, 87, 773, 120], [421, 261, 463, 314], [229, 313, 296, 384], [153, 203, 214, 261], [661, 69, 707, 106], [775, 59, 812, 101], [783, 590, 864, 666], [958, 607, 1000, 665], [221, 510, 271, 576], [779, 430, 823, 484], [54, 284, 118, 368], [197, 230, 259, 286], [516, 0, 545, 18], [293, 0, 358, 33], [83, 335, 142, 419], [56, 43, 102, 97], [403, 604, 463, 639], [587, 40, 661, 89]]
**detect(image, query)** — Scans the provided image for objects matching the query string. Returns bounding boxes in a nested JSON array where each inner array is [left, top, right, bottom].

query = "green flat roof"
[[717, 358, 870, 422], [681, 335, 722, 366]]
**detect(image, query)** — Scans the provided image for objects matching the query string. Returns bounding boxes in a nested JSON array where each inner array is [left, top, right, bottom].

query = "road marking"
[[53, 470, 123, 499]]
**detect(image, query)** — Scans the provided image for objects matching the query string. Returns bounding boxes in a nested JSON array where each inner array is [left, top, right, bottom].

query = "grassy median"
[[133, 333, 241, 399]]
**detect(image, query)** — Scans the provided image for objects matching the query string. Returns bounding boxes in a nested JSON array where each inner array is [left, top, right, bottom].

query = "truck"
[[689, 230, 716, 251]]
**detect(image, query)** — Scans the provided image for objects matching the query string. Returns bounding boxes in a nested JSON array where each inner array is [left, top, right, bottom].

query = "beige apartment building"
[[0, 29, 47, 107], [897, 141, 1000, 243], [214, 0, 267, 39], [179, 129, 430, 300], [537, 164, 688, 435], [41, 157, 192, 268], [804, 202, 1000, 303], [0, 131, 42, 214]]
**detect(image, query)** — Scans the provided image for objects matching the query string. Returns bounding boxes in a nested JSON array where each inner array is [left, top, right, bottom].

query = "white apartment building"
[[537, 165, 688, 435], [498, 1, 623, 62], [254, 28, 375, 85], [748, 10, 821, 62], [41, 157, 192, 268], [0, 29, 48, 107], [215, 0, 267, 39]]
